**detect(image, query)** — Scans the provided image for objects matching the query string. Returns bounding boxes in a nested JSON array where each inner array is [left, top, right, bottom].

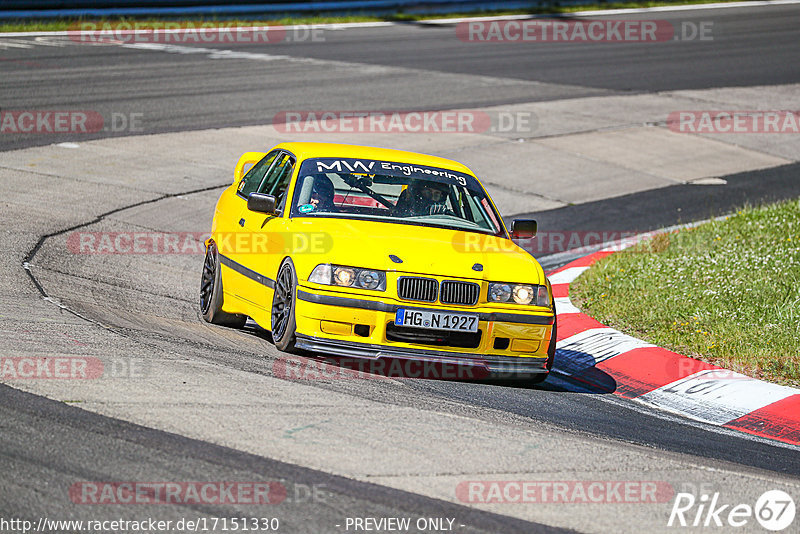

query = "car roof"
[[272, 142, 476, 177]]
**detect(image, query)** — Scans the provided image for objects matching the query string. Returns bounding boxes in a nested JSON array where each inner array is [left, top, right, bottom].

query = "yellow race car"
[[201, 142, 556, 382]]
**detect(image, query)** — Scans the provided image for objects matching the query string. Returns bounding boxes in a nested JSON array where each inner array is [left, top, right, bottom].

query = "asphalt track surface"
[[0, 384, 562, 534], [2, 4, 800, 533]]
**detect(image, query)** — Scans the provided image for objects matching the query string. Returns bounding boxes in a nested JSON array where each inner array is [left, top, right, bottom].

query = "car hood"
[[292, 218, 546, 285]]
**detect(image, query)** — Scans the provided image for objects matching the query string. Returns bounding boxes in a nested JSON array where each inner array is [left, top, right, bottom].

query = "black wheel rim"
[[200, 246, 216, 314], [272, 264, 294, 341]]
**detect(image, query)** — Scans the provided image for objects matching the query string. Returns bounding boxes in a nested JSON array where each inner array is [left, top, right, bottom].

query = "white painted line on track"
[[118, 41, 290, 62], [0, 39, 33, 48]]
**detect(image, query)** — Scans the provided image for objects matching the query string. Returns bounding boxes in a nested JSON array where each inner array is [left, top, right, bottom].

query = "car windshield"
[[290, 158, 504, 236]]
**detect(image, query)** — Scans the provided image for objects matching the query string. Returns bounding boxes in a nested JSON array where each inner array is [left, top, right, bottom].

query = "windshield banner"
[[298, 158, 481, 191]]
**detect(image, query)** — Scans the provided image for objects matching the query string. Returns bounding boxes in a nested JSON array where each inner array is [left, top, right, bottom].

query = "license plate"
[[394, 308, 479, 333]]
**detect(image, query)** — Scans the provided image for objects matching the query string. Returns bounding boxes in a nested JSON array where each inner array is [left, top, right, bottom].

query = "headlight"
[[488, 282, 550, 307], [308, 264, 386, 291], [357, 269, 382, 290], [512, 284, 534, 305], [334, 267, 355, 286], [488, 283, 511, 303]]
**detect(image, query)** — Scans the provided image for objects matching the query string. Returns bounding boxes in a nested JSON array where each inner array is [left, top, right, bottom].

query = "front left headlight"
[[488, 282, 550, 307], [308, 264, 386, 291]]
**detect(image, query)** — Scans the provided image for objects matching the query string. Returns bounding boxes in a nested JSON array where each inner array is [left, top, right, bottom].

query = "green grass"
[[571, 199, 800, 387], [0, 0, 753, 33]]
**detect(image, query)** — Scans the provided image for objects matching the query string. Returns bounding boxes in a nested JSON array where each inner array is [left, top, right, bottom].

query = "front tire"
[[200, 242, 247, 328], [271, 259, 298, 353]]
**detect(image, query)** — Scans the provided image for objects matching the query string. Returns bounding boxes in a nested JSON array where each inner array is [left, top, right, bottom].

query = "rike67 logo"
[[668, 489, 795, 531]]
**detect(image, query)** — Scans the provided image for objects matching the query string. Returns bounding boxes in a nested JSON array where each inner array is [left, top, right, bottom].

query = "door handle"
[[239, 218, 245, 227]]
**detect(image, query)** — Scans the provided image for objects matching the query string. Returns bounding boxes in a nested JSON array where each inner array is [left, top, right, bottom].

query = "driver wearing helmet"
[[395, 180, 453, 216], [310, 175, 337, 212]]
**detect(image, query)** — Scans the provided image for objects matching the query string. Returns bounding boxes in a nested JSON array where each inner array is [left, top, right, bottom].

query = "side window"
[[238, 150, 279, 198], [259, 153, 295, 212]]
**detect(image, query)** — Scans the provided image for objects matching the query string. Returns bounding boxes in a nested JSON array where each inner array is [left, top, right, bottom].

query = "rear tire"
[[200, 242, 247, 328], [271, 259, 298, 353]]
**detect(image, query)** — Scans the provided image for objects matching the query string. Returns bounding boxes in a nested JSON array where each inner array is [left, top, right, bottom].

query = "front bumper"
[[294, 335, 548, 375], [294, 286, 554, 375]]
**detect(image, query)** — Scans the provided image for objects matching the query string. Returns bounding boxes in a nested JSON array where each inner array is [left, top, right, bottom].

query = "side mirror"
[[511, 219, 537, 239], [234, 151, 267, 184], [247, 193, 277, 214]]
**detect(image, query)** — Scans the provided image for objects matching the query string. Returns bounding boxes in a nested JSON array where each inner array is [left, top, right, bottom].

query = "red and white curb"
[[548, 245, 800, 447]]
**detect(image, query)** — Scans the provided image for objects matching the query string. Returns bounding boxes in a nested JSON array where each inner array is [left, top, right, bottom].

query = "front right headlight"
[[308, 264, 386, 291]]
